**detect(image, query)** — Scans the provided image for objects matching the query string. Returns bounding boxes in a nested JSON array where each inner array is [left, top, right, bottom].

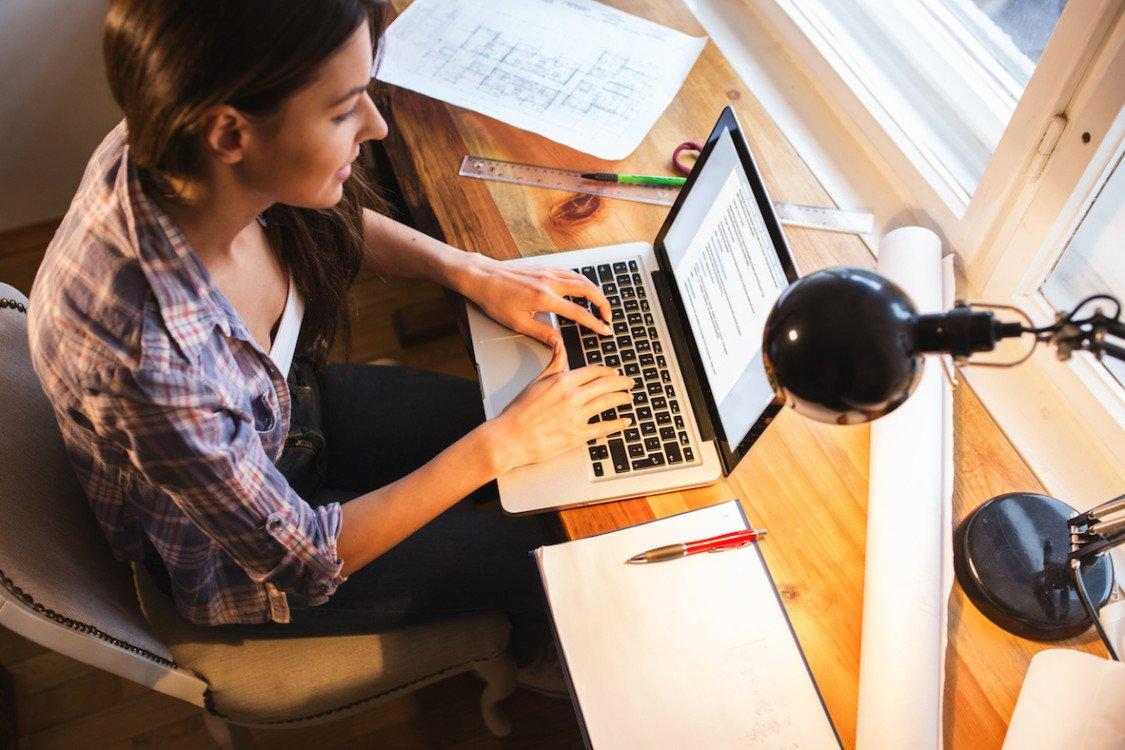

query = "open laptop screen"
[[655, 108, 799, 470]]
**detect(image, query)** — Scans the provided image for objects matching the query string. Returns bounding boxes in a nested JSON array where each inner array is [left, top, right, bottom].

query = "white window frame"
[[689, 0, 1125, 503]]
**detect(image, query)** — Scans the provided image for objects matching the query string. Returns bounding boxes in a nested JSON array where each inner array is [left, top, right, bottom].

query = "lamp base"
[[954, 492, 1114, 640]]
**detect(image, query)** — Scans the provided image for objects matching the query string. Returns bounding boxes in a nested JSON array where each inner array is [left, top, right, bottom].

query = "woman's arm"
[[361, 208, 613, 345], [336, 349, 634, 577], [361, 207, 480, 293]]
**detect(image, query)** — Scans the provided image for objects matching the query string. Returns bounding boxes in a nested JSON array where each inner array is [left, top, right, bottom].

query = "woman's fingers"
[[586, 417, 635, 443], [574, 373, 636, 401], [537, 337, 567, 380], [582, 390, 635, 417], [512, 314, 564, 350], [557, 297, 612, 336], [551, 271, 612, 325]]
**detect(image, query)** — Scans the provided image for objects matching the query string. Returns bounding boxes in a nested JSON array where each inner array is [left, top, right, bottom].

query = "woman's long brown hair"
[[103, 0, 388, 367]]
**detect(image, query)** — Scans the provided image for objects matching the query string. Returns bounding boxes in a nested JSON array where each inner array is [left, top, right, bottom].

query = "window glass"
[[1041, 152, 1125, 386]]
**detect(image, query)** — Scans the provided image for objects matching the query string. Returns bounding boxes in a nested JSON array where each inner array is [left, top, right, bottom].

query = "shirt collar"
[[114, 132, 253, 361]]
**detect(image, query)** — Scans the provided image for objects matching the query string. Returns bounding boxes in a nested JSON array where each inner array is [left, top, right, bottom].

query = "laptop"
[[468, 107, 800, 514]]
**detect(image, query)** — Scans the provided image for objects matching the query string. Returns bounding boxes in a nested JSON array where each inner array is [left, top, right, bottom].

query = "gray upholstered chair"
[[0, 282, 517, 748]]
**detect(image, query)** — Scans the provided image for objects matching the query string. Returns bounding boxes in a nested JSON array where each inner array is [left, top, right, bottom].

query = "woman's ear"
[[199, 105, 249, 165]]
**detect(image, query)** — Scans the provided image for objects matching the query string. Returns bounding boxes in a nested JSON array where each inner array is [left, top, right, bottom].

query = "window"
[[1041, 151, 1125, 387]]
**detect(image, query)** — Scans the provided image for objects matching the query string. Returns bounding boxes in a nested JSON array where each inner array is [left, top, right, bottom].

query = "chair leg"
[[203, 711, 257, 750], [473, 651, 517, 737]]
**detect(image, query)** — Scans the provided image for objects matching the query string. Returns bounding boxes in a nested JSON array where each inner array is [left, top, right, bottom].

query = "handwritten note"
[[535, 501, 839, 749], [375, 0, 706, 159]]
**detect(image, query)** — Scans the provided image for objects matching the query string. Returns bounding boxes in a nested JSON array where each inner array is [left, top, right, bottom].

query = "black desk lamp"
[[760, 266, 1124, 658]]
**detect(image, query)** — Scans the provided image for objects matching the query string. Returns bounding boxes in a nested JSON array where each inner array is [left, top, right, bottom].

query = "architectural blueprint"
[[375, 0, 706, 159]]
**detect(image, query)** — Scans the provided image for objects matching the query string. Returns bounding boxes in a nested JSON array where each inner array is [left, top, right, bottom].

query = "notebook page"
[[536, 500, 839, 749]]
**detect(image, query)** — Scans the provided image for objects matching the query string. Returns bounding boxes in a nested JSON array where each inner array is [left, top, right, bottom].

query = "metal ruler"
[[459, 155, 874, 236]]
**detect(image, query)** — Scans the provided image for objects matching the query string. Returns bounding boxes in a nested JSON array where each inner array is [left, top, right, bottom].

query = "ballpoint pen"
[[625, 528, 767, 564], [581, 172, 688, 187]]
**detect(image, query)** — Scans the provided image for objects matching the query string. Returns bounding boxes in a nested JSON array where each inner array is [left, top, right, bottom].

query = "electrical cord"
[[1072, 560, 1119, 661]]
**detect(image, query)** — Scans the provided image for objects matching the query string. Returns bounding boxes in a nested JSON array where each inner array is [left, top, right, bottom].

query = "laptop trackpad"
[[478, 335, 553, 417]]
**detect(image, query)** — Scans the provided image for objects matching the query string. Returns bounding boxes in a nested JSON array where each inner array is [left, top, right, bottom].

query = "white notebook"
[[535, 500, 839, 749]]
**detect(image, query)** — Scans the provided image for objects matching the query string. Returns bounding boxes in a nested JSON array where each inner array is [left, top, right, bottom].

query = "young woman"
[[27, 0, 634, 688]]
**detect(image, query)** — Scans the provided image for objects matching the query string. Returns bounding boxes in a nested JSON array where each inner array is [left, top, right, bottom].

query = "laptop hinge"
[[649, 269, 720, 451]]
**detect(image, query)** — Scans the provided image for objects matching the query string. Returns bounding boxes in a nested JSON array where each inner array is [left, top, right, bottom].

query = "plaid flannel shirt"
[[27, 122, 345, 626]]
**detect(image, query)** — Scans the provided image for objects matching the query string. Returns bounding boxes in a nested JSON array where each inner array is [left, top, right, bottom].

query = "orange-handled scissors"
[[672, 141, 703, 176]]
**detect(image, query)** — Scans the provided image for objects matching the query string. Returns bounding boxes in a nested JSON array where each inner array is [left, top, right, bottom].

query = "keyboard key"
[[612, 261, 628, 274], [640, 299, 651, 312], [624, 299, 639, 311], [656, 355, 666, 367], [631, 458, 656, 470], [601, 408, 616, 421], [592, 461, 604, 477], [656, 411, 671, 425], [632, 273, 643, 286], [582, 335, 598, 349], [612, 308, 625, 321], [624, 427, 641, 442], [621, 287, 636, 299], [616, 275, 631, 287], [605, 355, 620, 367], [601, 341, 617, 354], [608, 439, 629, 472], [662, 370, 672, 383], [665, 384, 675, 397], [636, 340, 651, 352], [659, 426, 676, 441], [644, 313, 655, 326], [644, 437, 661, 451], [624, 362, 640, 376], [628, 443, 645, 459], [636, 406, 653, 420], [648, 326, 659, 338], [636, 286, 646, 298], [628, 260, 639, 272], [669, 399, 679, 414], [632, 377, 644, 390], [639, 353, 654, 366], [641, 422, 657, 436], [616, 335, 631, 348], [651, 396, 666, 410], [561, 326, 585, 368], [631, 326, 647, 339], [679, 431, 690, 445], [647, 382, 663, 395], [587, 414, 599, 424], [684, 447, 695, 461], [586, 351, 602, 364], [643, 367, 658, 380], [620, 349, 636, 361], [652, 340, 661, 353], [602, 282, 618, 295], [674, 415, 685, 429], [650, 453, 666, 466], [613, 322, 628, 335], [627, 313, 643, 325], [589, 445, 609, 461], [632, 391, 647, 406], [597, 264, 613, 282], [581, 266, 598, 284], [665, 442, 682, 463], [607, 295, 620, 307]]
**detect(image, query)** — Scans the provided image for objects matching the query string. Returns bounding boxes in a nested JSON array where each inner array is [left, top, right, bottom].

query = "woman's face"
[[240, 20, 387, 209]]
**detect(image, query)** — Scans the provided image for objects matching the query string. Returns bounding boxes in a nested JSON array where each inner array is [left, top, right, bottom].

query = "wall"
[[0, 1, 122, 232]]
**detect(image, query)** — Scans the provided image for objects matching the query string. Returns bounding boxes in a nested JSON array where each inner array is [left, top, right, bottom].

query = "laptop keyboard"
[[558, 258, 699, 479]]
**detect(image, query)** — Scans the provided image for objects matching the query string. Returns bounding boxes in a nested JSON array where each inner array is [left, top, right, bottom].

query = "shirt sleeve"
[[83, 362, 345, 604]]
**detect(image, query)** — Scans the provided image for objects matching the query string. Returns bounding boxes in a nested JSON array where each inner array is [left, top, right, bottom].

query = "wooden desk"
[[381, 1, 1105, 745]]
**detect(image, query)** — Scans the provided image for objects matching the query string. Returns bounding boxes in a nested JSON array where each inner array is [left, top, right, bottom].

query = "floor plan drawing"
[[377, 0, 706, 159]]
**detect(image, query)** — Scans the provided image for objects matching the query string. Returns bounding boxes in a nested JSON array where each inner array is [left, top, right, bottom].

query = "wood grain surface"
[[381, 2, 1107, 747]]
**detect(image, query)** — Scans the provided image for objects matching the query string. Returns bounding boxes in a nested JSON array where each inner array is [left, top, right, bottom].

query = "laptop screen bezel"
[[653, 106, 801, 474]]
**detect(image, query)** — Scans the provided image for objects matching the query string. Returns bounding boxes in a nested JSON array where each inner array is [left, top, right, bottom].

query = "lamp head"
[[762, 267, 924, 424]]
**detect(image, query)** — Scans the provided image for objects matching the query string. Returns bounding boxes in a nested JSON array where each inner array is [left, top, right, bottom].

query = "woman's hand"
[[484, 344, 635, 474], [464, 256, 614, 346]]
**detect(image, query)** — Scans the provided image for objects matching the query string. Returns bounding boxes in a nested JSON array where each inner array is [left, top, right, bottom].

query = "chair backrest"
[[0, 282, 204, 704]]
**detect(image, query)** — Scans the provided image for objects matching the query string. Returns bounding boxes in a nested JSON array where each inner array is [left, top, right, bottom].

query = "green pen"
[[581, 172, 687, 187]]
